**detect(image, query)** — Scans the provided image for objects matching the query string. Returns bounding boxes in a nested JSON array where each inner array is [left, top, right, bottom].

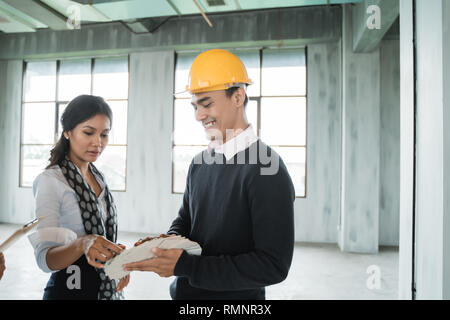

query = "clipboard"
[[0, 217, 46, 252]]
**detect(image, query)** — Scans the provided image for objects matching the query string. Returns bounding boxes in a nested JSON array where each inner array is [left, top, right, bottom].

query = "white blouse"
[[28, 165, 109, 273]]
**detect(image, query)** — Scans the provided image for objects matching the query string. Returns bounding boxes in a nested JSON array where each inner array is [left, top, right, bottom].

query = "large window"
[[172, 47, 307, 197], [21, 56, 129, 191]]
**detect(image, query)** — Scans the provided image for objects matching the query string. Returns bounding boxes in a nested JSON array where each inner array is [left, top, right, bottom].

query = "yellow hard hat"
[[186, 49, 252, 94]]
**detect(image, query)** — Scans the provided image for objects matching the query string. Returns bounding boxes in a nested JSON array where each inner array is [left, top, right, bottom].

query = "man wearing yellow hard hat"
[[125, 49, 295, 300]]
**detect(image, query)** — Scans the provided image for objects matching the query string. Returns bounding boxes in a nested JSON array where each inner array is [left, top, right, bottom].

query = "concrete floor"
[[0, 223, 399, 300]]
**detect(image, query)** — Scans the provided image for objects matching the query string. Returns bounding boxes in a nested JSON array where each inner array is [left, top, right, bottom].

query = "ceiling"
[[0, 0, 362, 33]]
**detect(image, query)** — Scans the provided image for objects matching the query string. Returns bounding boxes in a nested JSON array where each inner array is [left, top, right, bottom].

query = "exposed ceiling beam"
[[0, 7, 36, 33], [39, 0, 112, 23], [72, 0, 123, 4], [123, 17, 171, 34], [166, 0, 182, 16], [352, 0, 399, 53], [3, 0, 69, 30], [0, 6, 341, 59], [123, 19, 149, 33]]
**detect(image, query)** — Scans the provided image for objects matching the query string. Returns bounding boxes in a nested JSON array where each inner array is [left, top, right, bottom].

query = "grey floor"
[[0, 223, 399, 300]]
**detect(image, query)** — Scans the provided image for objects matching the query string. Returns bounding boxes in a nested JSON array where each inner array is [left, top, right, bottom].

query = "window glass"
[[172, 146, 205, 193], [22, 103, 56, 144], [95, 145, 127, 191], [173, 99, 208, 146], [21, 145, 53, 186], [58, 59, 91, 101], [232, 49, 260, 97], [93, 57, 129, 99], [174, 52, 198, 99], [261, 48, 306, 96], [21, 57, 129, 190], [272, 146, 306, 197], [107, 100, 128, 145], [260, 97, 306, 146], [246, 99, 258, 131], [23, 61, 56, 102], [172, 48, 307, 197]]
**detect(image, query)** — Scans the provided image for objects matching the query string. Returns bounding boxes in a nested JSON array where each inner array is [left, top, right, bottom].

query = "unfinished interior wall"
[[0, 5, 400, 248]]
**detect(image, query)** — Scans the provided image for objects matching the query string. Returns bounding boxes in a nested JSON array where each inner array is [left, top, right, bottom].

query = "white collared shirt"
[[208, 124, 259, 161], [28, 165, 109, 273]]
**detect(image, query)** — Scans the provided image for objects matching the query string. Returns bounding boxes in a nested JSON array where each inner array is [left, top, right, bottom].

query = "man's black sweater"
[[168, 140, 295, 300]]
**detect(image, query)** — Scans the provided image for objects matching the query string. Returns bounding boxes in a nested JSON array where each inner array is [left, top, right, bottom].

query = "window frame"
[[171, 46, 308, 198], [19, 55, 130, 192]]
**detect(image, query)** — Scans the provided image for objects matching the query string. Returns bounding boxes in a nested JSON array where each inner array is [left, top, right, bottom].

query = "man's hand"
[[134, 234, 177, 247], [123, 248, 183, 278], [116, 243, 130, 292]]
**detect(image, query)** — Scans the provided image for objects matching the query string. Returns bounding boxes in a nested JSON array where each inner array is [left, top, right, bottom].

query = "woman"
[[28, 95, 129, 300]]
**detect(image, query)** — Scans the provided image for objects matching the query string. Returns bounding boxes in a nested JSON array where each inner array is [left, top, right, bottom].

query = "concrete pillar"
[[398, 0, 414, 300], [352, 0, 399, 53], [0, 60, 35, 224], [379, 39, 400, 247], [413, 0, 450, 299], [338, 5, 380, 253], [444, 0, 450, 300], [113, 51, 178, 233]]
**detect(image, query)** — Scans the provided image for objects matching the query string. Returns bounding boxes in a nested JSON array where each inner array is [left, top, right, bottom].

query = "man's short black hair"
[[225, 86, 249, 108]]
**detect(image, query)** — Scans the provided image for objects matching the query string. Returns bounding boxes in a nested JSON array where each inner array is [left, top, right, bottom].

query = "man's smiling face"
[[191, 89, 240, 142]]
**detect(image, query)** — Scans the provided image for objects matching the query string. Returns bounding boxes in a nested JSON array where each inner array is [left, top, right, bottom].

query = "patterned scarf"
[[59, 155, 122, 300]]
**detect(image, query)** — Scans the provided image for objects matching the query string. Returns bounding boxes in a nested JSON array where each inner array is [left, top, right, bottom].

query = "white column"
[[413, 0, 450, 299], [398, 0, 415, 300], [338, 5, 380, 253]]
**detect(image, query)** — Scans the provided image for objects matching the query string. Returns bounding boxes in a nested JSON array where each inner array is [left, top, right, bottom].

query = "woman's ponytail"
[[46, 133, 70, 169]]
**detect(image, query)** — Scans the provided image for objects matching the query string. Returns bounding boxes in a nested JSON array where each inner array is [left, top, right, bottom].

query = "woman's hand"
[[116, 274, 130, 292], [79, 235, 123, 269], [0, 252, 5, 280]]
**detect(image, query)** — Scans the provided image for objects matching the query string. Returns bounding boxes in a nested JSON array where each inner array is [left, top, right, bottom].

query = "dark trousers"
[[170, 277, 266, 300], [43, 255, 101, 300]]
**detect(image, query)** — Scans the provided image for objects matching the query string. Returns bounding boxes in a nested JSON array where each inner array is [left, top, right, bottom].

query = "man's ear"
[[232, 87, 246, 108]]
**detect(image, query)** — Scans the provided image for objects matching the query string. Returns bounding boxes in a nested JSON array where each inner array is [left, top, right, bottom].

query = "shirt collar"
[[208, 125, 258, 161]]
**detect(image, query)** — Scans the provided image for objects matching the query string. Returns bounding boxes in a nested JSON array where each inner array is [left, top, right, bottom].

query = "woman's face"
[[66, 113, 111, 164]]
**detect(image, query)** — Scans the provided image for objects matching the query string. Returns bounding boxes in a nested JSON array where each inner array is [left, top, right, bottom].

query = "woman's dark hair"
[[47, 94, 113, 169]]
